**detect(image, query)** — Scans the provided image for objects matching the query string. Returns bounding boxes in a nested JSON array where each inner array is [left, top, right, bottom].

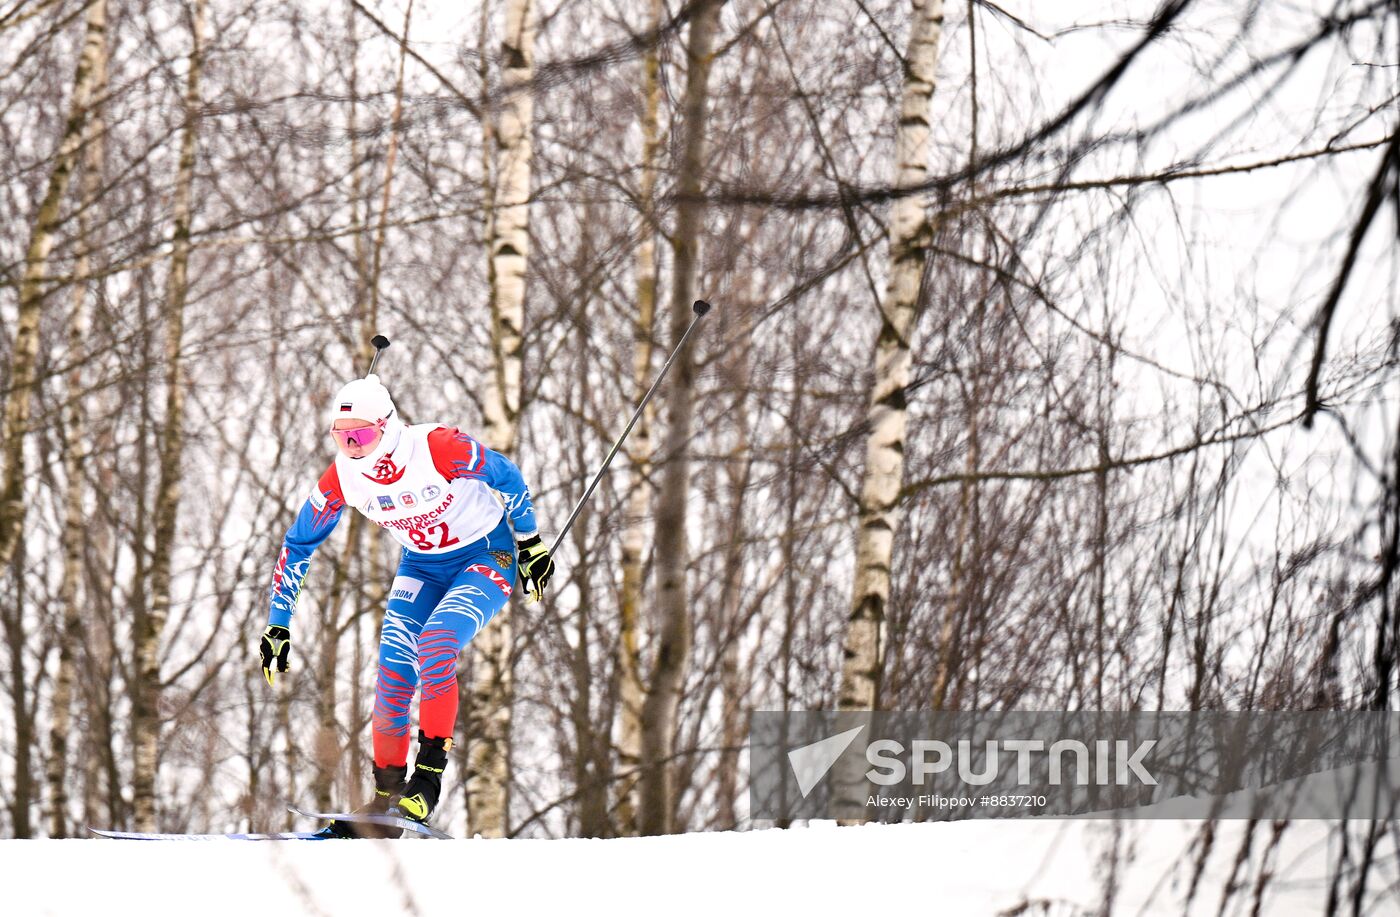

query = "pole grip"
[[367, 335, 391, 376]]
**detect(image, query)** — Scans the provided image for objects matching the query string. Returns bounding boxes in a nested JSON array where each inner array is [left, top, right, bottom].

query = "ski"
[[287, 803, 453, 839], [89, 827, 329, 841]]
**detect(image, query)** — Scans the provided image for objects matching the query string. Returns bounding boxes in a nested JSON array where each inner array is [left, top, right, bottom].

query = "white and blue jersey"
[[267, 423, 539, 629]]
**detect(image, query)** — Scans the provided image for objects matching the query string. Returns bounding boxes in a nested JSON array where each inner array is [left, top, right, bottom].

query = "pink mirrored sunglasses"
[[329, 421, 384, 448]]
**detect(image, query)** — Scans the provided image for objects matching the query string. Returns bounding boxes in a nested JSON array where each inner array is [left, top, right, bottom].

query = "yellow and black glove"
[[260, 624, 291, 686], [516, 535, 555, 603]]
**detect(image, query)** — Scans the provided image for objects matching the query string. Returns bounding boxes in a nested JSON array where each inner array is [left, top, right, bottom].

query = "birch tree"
[[836, 0, 944, 714], [469, 0, 536, 839], [0, 0, 109, 573], [0, 0, 108, 840], [46, 0, 109, 838]]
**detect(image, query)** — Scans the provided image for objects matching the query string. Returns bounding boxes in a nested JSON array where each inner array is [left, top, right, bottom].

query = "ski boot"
[[316, 763, 407, 839], [393, 732, 450, 825]]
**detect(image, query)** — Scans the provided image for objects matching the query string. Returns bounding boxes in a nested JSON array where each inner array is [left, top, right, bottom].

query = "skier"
[[259, 372, 553, 837]]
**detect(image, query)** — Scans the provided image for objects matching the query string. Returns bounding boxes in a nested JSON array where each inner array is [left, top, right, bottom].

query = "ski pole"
[[550, 299, 712, 556]]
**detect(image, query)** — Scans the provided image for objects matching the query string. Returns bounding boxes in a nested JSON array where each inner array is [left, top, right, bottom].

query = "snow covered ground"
[[4, 815, 1396, 916]]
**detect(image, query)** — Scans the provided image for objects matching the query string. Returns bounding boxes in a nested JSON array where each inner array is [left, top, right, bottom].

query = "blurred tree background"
[[1, 0, 1398, 904]]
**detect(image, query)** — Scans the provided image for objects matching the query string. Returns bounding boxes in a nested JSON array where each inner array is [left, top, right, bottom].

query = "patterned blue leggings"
[[371, 515, 517, 767]]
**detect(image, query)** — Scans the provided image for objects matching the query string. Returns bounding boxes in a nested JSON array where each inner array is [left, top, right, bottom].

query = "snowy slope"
[[4, 815, 1396, 917]]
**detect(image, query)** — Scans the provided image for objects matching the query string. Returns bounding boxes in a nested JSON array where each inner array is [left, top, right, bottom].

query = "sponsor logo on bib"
[[365, 455, 407, 485], [390, 576, 424, 603], [399, 491, 417, 508]]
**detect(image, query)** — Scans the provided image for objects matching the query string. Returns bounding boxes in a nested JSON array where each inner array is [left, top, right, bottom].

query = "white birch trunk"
[[837, 0, 944, 712], [0, 0, 108, 571], [47, 6, 108, 837], [835, 0, 944, 817], [483, 0, 533, 443], [468, 0, 536, 839]]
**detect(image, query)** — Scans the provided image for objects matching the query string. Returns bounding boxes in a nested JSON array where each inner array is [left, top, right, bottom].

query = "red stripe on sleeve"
[[427, 426, 482, 481], [318, 463, 344, 504]]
